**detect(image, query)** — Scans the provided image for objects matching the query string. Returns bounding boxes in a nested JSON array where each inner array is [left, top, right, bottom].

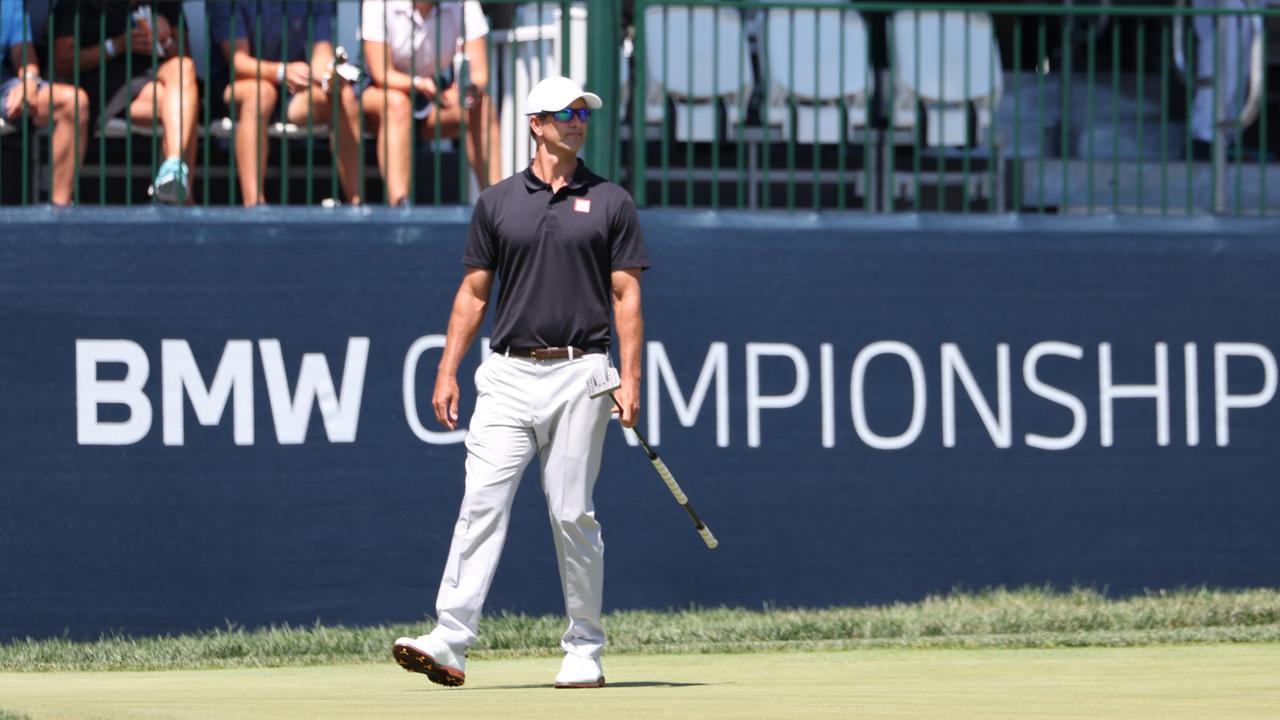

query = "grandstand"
[[1, 0, 1277, 213]]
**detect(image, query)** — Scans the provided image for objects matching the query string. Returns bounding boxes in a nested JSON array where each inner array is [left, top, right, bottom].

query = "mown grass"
[[3, 586, 1278, 672]]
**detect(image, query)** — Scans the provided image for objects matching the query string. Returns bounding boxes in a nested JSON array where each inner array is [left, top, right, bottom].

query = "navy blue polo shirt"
[[464, 160, 649, 353], [209, 1, 333, 64]]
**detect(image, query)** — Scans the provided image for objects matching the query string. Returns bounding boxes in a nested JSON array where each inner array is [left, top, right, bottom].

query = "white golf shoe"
[[554, 652, 605, 688], [392, 634, 466, 687]]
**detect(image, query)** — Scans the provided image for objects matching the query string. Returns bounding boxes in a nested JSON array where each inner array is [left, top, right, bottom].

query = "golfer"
[[393, 75, 648, 689]]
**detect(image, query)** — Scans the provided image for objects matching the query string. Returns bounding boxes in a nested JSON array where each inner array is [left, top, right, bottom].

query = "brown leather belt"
[[505, 346, 603, 360]]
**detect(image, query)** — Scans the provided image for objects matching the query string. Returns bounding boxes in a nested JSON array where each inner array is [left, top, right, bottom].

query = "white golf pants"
[[430, 352, 613, 660]]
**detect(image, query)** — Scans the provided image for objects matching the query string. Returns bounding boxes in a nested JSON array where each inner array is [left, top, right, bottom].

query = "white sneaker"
[[554, 652, 605, 689], [392, 635, 466, 687]]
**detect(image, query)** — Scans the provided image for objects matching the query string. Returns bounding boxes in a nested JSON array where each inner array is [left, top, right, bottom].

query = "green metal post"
[[560, 0, 571, 77], [100, 11, 108, 204], [72, 10, 80, 205], [1036, 17, 1045, 213], [585, 0, 621, 180], [1185, 26, 1193, 216], [632, 0, 647, 205], [203, 8, 211, 205], [713, 4, 722, 210], [913, 10, 921, 211], [1086, 23, 1095, 214], [1261, 22, 1268, 217], [1110, 19, 1119, 213], [963, 11, 971, 214], [685, 6, 694, 207], [1160, 21, 1169, 216], [1012, 18, 1021, 211], [1136, 20, 1145, 214], [282, 18, 290, 205], [1059, 16, 1069, 214]]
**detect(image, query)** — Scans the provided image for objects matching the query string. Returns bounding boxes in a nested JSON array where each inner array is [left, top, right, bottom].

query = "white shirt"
[[360, 1, 489, 78]]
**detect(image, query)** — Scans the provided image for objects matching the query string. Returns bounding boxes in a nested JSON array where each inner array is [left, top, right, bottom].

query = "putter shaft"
[[612, 395, 719, 550]]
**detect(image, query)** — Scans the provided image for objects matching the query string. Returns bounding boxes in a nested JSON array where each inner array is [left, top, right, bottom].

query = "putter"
[[588, 369, 719, 550]]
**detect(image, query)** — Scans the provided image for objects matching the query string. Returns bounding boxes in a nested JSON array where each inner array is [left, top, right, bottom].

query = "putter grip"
[[651, 457, 688, 504], [698, 524, 719, 549]]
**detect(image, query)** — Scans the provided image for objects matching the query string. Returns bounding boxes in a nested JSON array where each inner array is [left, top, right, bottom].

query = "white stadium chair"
[[883, 10, 1005, 211], [644, 4, 751, 142], [762, 0, 874, 144], [890, 10, 1002, 148]]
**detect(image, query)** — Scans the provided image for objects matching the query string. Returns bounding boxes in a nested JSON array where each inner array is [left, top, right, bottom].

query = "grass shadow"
[[461, 680, 711, 691]]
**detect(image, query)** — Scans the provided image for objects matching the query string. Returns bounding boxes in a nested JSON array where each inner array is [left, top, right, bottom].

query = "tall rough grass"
[[3, 587, 1278, 672]]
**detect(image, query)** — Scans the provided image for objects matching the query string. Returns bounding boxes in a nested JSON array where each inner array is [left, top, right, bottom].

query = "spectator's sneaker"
[[553, 653, 604, 689], [150, 158, 189, 205], [392, 635, 465, 687]]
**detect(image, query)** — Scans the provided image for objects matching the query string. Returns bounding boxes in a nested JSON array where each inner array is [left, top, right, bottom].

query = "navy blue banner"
[[2, 208, 1278, 641]]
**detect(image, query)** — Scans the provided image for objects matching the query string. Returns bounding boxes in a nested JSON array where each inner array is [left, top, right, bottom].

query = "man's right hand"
[[129, 25, 153, 55], [284, 61, 312, 93], [413, 75, 438, 101], [432, 373, 461, 430]]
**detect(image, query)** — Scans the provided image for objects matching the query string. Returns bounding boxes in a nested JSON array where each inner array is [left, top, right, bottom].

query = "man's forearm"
[[614, 294, 643, 384], [437, 290, 488, 376]]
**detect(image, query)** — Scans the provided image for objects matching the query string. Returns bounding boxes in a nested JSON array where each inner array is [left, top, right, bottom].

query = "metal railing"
[[1, 1, 1276, 215], [630, 1, 1278, 216]]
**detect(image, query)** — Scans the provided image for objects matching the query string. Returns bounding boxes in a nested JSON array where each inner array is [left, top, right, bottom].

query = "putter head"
[[586, 366, 621, 399]]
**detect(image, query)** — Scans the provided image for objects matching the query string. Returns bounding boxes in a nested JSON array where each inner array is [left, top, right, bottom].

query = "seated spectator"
[[361, 0, 501, 205], [2, 0, 88, 205], [1190, 0, 1258, 158], [51, 0, 198, 204], [210, 1, 363, 206]]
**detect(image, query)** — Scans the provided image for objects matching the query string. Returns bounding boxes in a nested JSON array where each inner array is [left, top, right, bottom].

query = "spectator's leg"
[[156, 57, 200, 189], [29, 83, 90, 206], [361, 86, 412, 205], [1191, 0, 1252, 146], [284, 86, 331, 126], [286, 85, 360, 204], [224, 79, 279, 206], [334, 83, 364, 204], [420, 86, 501, 190]]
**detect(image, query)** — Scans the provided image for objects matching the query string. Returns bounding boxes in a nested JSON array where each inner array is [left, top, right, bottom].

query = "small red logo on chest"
[[573, 198, 592, 214]]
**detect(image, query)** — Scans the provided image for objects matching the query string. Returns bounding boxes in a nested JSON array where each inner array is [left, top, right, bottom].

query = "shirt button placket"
[[544, 191, 559, 239]]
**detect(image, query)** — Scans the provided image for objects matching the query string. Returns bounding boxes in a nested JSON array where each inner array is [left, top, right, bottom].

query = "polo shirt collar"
[[522, 160, 592, 193]]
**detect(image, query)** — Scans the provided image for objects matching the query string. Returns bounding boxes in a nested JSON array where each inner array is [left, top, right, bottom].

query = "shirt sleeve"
[[311, 3, 333, 45], [51, 1, 75, 40], [1, 3, 32, 52], [462, 1, 489, 42], [358, 0, 386, 43], [156, 1, 182, 28], [610, 194, 650, 270], [462, 193, 498, 269], [211, 1, 254, 44]]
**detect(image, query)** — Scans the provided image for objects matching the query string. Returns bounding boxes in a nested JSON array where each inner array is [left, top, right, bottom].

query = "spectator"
[[210, 1, 364, 206], [2, 0, 88, 205], [51, 0, 198, 204], [361, 1, 501, 205], [1190, 0, 1258, 156]]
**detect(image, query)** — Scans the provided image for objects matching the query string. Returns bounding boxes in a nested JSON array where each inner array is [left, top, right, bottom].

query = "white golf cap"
[[525, 76, 603, 114]]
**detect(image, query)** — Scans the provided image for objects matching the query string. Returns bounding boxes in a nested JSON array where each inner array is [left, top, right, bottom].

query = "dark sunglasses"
[[543, 108, 592, 123]]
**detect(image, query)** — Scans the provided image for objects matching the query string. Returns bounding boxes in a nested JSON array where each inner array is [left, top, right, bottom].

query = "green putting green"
[[1, 644, 1277, 719]]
